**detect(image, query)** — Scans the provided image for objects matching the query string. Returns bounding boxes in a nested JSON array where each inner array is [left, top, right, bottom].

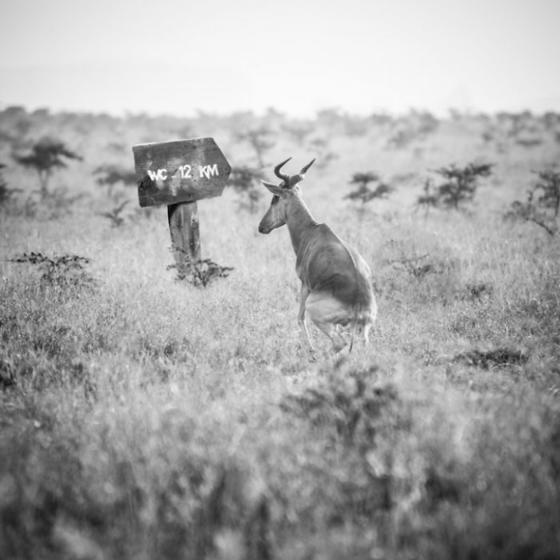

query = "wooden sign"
[[132, 138, 231, 279], [132, 137, 231, 207]]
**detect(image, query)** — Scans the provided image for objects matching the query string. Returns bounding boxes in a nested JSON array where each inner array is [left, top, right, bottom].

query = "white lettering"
[[147, 168, 168, 181], [199, 164, 219, 179], [148, 162, 220, 184], [179, 164, 192, 179]]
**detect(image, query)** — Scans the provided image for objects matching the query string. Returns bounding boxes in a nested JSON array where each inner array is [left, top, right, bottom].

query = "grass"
[[1, 108, 560, 559]]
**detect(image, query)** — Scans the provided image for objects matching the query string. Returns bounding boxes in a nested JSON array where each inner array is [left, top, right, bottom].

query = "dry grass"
[[1, 108, 560, 559]]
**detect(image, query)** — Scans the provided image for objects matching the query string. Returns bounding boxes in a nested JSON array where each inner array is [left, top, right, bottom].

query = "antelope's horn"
[[274, 157, 292, 185], [300, 158, 316, 175], [288, 158, 317, 187]]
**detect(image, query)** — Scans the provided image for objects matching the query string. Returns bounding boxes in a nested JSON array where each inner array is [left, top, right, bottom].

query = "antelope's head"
[[258, 157, 315, 234]]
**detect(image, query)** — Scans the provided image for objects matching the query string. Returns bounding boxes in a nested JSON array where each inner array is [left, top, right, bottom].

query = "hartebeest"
[[258, 158, 377, 352]]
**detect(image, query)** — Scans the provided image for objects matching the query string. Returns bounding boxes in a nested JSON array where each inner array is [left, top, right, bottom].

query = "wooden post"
[[132, 138, 231, 279], [167, 201, 201, 279]]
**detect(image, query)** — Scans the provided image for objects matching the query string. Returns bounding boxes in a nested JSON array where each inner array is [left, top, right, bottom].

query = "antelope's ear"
[[261, 181, 285, 196]]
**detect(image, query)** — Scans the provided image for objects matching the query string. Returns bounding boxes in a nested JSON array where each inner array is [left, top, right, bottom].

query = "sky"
[[0, 0, 559, 117]]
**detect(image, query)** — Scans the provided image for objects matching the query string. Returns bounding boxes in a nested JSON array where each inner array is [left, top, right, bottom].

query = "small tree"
[[93, 164, 137, 199], [0, 163, 20, 207], [431, 163, 493, 210], [99, 200, 130, 228], [533, 168, 560, 217], [506, 168, 560, 236], [345, 172, 393, 217], [15, 137, 82, 199], [415, 178, 439, 216]]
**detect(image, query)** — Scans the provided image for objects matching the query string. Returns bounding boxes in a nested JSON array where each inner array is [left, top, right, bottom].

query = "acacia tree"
[[534, 168, 560, 218], [506, 168, 560, 236], [431, 163, 493, 210], [93, 164, 137, 199], [15, 137, 82, 199], [345, 172, 393, 207]]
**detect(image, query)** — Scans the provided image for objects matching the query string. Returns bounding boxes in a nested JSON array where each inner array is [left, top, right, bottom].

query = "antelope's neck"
[[286, 194, 318, 254]]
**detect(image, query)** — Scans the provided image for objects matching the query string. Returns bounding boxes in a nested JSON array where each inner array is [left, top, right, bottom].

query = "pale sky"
[[0, 0, 559, 116]]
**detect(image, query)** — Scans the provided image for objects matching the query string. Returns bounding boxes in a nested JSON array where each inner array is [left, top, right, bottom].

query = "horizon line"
[[2, 101, 560, 120]]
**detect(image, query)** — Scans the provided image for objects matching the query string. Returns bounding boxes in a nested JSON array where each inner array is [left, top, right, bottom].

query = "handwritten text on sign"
[[132, 138, 232, 208], [147, 163, 219, 182]]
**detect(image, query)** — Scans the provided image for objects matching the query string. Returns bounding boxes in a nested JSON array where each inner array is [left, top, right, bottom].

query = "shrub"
[[452, 347, 529, 369], [167, 257, 234, 287], [281, 365, 401, 449], [505, 168, 560, 235], [8, 252, 96, 291]]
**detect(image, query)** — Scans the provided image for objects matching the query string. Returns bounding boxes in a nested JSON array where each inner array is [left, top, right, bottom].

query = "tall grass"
[[1, 108, 560, 558], [2, 207, 559, 559]]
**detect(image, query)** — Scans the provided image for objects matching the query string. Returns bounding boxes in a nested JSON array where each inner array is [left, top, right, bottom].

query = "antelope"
[[258, 158, 377, 353]]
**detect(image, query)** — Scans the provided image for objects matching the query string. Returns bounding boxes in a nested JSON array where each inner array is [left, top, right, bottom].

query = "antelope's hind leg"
[[363, 322, 372, 344], [313, 321, 347, 353], [305, 294, 349, 353], [298, 284, 314, 352]]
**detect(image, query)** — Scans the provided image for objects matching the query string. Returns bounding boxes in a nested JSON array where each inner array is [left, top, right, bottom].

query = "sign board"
[[132, 137, 231, 208]]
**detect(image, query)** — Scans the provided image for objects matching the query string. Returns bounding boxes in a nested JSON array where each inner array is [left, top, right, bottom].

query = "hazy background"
[[1, 0, 559, 116]]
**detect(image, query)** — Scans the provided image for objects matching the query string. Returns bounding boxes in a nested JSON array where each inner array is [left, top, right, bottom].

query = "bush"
[[506, 168, 560, 235], [8, 252, 96, 292], [426, 162, 493, 211], [167, 256, 234, 286]]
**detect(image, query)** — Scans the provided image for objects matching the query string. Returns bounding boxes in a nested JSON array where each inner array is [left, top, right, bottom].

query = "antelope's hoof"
[[333, 341, 347, 353]]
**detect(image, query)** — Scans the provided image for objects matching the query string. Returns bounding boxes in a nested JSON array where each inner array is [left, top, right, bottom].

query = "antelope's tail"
[[349, 321, 359, 353], [348, 305, 364, 353], [349, 300, 376, 353]]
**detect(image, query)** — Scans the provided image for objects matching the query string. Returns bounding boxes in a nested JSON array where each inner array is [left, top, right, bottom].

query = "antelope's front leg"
[[298, 284, 314, 351]]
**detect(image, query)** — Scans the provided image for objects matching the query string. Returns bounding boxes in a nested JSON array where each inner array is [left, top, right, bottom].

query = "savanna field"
[[1, 107, 560, 559]]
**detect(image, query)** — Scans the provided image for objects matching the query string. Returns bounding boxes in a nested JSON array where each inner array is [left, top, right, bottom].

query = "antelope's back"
[[298, 224, 374, 310]]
